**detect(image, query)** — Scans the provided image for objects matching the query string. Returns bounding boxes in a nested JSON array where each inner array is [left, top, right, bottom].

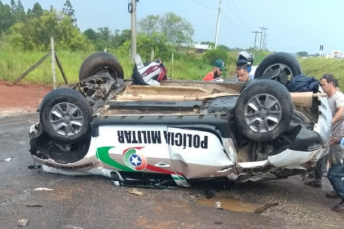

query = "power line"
[[190, 0, 217, 9], [224, 0, 252, 31], [221, 10, 247, 38]]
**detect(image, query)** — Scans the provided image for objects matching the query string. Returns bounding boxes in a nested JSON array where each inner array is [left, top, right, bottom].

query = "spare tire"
[[234, 79, 293, 142], [254, 52, 302, 85], [39, 88, 93, 143], [79, 52, 124, 81]]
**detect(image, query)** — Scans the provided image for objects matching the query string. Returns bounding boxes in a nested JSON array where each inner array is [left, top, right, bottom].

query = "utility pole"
[[263, 33, 268, 51], [259, 27, 267, 50], [252, 31, 261, 58], [214, 0, 222, 49], [130, 0, 137, 61]]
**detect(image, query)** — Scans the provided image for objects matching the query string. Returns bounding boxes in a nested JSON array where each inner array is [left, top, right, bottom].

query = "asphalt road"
[[1, 113, 343, 229]]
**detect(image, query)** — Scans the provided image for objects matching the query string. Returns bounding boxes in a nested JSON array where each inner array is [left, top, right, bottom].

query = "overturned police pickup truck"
[[29, 51, 332, 188]]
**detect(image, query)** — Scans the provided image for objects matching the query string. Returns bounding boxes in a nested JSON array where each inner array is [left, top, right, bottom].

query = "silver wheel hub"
[[263, 63, 293, 79], [49, 102, 84, 137], [244, 94, 282, 133]]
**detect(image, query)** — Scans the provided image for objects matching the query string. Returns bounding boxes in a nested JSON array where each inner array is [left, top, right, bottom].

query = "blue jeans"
[[327, 162, 344, 201]]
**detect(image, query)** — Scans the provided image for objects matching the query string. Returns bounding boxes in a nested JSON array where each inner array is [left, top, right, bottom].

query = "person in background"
[[203, 59, 226, 81], [305, 74, 344, 199], [327, 136, 344, 212], [236, 51, 254, 83], [236, 65, 250, 83]]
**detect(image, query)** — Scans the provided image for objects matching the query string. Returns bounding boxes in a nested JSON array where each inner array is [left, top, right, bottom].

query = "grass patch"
[[1, 46, 344, 92], [299, 57, 344, 91]]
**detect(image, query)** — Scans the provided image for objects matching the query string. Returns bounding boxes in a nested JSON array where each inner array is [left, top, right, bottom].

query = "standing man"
[[203, 59, 226, 81], [327, 136, 344, 212], [305, 74, 344, 194]]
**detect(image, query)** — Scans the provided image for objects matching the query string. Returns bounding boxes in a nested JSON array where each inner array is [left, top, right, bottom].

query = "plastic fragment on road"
[[0, 157, 13, 162], [18, 219, 29, 227], [129, 188, 143, 196], [34, 187, 53, 191]]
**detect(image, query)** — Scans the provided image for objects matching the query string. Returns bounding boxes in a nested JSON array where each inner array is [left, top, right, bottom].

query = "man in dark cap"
[[203, 59, 226, 81]]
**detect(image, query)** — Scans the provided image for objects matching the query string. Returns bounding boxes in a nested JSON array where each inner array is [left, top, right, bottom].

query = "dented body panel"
[[29, 79, 332, 187]]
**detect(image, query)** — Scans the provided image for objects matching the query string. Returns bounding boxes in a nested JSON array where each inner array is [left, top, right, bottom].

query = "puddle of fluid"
[[197, 197, 257, 213]]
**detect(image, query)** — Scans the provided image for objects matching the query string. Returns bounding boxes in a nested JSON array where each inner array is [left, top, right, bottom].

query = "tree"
[[10, 0, 15, 11], [202, 48, 229, 66], [8, 10, 93, 51], [200, 41, 215, 49], [62, 0, 77, 27], [10, 0, 26, 22], [84, 28, 97, 42], [159, 12, 194, 45], [27, 3, 44, 18], [218, 44, 230, 51], [138, 12, 194, 45], [112, 29, 131, 48], [0, 1, 15, 34], [137, 32, 172, 60], [297, 51, 308, 57], [97, 27, 111, 50], [139, 15, 159, 37]]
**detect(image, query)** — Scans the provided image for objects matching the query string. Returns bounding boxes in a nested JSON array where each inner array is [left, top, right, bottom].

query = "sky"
[[3, 0, 344, 54]]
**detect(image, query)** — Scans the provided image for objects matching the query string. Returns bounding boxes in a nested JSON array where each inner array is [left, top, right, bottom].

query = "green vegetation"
[[1, 1, 343, 92], [0, 45, 236, 85], [300, 57, 344, 90], [0, 0, 240, 85]]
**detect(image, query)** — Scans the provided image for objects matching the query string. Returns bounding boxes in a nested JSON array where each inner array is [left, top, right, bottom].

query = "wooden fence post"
[[171, 53, 174, 78], [51, 36, 56, 89], [151, 49, 154, 61]]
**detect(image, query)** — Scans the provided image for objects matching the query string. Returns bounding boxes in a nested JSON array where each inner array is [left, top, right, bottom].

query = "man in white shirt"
[[305, 74, 344, 211]]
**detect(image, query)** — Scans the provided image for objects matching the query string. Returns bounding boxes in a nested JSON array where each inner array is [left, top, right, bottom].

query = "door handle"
[[154, 162, 170, 168], [216, 167, 232, 173]]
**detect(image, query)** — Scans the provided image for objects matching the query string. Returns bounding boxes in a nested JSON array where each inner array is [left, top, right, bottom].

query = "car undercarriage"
[[28, 52, 332, 188]]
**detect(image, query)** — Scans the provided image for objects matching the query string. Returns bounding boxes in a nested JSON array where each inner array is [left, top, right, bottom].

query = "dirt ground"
[[0, 80, 52, 115], [1, 80, 344, 228]]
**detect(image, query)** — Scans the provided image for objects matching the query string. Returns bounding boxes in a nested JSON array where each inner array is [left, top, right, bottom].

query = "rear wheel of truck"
[[254, 52, 302, 85], [40, 88, 93, 143], [235, 79, 293, 142], [79, 51, 124, 81]]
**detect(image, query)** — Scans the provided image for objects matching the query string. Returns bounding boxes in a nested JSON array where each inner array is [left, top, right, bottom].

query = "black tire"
[[40, 88, 93, 143], [254, 52, 302, 84], [235, 79, 293, 142], [79, 52, 124, 81]]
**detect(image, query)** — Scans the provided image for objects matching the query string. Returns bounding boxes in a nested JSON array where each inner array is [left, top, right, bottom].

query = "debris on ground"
[[28, 165, 42, 169], [202, 189, 215, 199], [189, 192, 201, 201], [0, 157, 13, 162], [34, 187, 53, 191], [64, 225, 84, 229], [18, 219, 29, 227], [26, 204, 42, 207], [214, 221, 223, 225], [254, 202, 278, 214], [129, 188, 143, 196]]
